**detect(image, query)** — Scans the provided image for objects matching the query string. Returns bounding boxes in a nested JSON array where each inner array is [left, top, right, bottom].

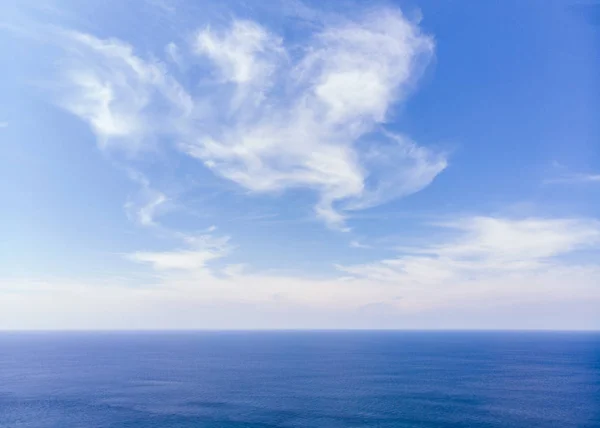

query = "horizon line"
[[1, 328, 599, 333]]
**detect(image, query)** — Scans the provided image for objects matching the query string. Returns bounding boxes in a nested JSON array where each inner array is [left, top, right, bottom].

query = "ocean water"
[[0, 332, 599, 428]]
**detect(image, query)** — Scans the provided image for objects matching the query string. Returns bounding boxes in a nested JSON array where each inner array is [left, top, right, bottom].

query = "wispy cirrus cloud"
[[184, 10, 444, 228], [53, 8, 446, 229]]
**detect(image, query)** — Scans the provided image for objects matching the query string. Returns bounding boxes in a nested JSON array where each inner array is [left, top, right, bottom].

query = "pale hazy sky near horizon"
[[1, 0, 599, 329]]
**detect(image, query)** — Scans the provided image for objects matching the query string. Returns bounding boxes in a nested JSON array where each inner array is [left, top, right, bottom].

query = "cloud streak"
[[546, 173, 600, 184]]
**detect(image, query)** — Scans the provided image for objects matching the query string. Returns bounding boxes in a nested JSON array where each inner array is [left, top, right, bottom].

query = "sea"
[[0, 331, 599, 427]]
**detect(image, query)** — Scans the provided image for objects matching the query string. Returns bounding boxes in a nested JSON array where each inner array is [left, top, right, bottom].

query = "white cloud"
[[165, 42, 182, 68], [129, 249, 222, 271], [121, 215, 600, 314], [545, 163, 600, 184], [183, 10, 442, 228], [0, 121, 8, 128], [299, 11, 433, 124], [56, 31, 193, 153], [343, 133, 447, 211], [3, 216, 600, 329], [339, 216, 600, 283], [434, 217, 600, 262], [136, 192, 167, 226], [124, 170, 169, 227], [129, 230, 230, 272], [179, 232, 230, 250], [195, 20, 284, 85], [350, 240, 371, 249], [53, 8, 445, 228]]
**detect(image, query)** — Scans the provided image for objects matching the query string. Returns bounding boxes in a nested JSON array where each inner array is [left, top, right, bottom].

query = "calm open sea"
[[0, 331, 599, 427]]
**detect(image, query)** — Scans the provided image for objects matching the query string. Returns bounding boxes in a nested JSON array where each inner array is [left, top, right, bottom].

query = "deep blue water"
[[0, 332, 599, 428]]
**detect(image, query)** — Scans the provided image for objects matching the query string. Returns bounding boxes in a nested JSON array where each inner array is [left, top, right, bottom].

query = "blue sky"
[[1, 0, 599, 329]]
